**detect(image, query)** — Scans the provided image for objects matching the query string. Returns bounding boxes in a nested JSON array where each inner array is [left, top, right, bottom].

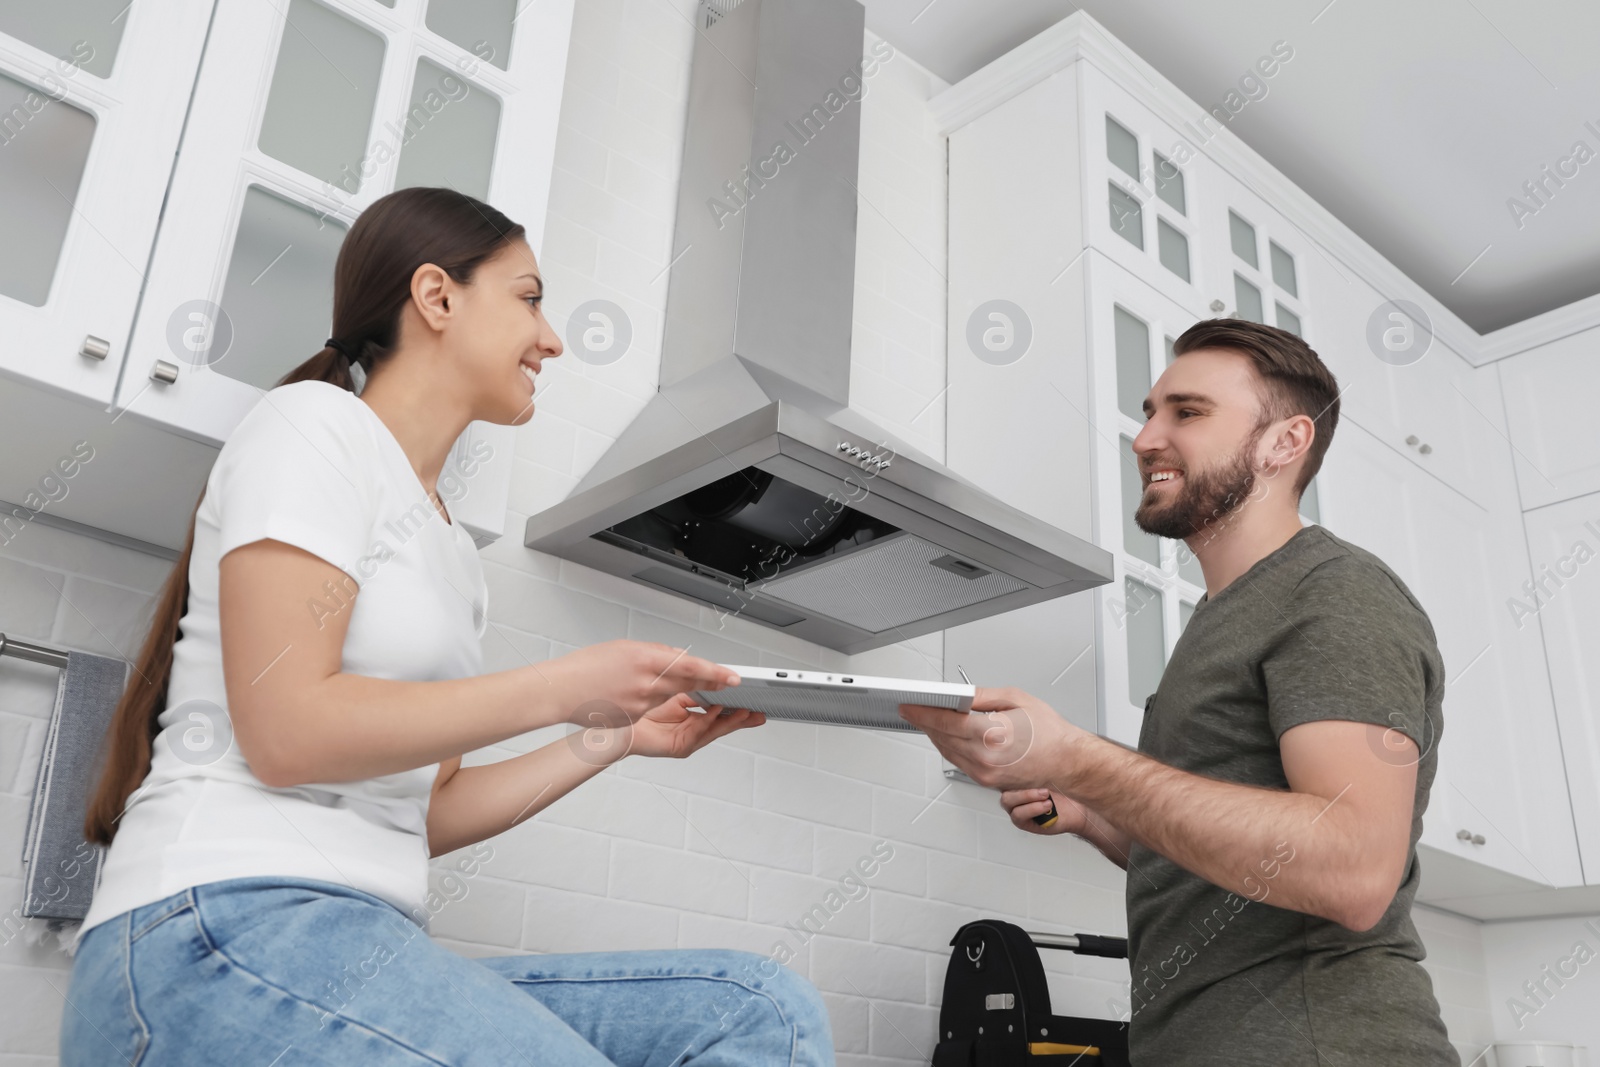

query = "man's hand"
[[1000, 787, 1086, 836], [899, 686, 1087, 792]]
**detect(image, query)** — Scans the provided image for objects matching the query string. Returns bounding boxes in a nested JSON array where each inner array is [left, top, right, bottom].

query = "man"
[[901, 319, 1458, 1066]]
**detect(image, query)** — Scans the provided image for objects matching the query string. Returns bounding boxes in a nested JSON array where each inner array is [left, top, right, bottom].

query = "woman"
[[61, 187, 835, 1065]]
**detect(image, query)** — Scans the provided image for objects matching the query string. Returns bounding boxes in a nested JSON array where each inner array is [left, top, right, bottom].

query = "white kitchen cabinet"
[[1499, 326, 1600, 510], [1085, 255, 1206, 747], [1077, 64, 1210, 321], [1319, 420, 1582, 886], [1521, 493, 1600, 884], [1303, 249, 1504, 511], [936, 14, 1586, 905], [0, 1, 214, 405], [1192, 157, 1313, 341], [943, 59, 1103, 731], [111, 0, 573, 544]]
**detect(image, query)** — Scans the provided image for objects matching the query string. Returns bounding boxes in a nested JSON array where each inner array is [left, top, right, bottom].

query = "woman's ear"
[[410, 262, 452, 331]]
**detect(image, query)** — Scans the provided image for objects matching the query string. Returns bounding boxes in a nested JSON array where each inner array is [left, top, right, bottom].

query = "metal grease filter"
[[756, 532, 1027, 633]]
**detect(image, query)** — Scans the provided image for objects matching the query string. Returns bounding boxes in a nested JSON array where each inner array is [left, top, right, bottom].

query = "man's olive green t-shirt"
[[1124, 525, 1458, 1066]]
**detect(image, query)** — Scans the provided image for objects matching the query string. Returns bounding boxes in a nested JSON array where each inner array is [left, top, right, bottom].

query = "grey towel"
[[21, 650, 130, 921]]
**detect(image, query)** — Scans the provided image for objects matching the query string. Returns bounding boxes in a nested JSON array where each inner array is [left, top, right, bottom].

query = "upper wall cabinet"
[[1304, 250, 1508, 511], [116, 0, 573, 451], [1080, 67, 1209, 320], [1499, 326, 1600, 510], [0, 1, 215, 405]]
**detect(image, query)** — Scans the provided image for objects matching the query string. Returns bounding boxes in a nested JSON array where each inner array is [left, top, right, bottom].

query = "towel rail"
[[0, 632, 70, 669]]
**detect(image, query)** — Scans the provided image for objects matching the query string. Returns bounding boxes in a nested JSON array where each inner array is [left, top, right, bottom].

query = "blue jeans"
[[60, 876, 835, 1065]]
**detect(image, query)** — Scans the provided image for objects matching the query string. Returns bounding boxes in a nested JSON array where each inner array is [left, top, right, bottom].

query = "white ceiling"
[[864, 0, 1600, 335]]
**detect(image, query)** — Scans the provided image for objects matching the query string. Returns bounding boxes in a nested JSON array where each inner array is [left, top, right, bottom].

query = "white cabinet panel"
[[1084, 257, 1207, 747], [1320, 420, 1581, 886], [0, 1, 214, 404], [1192, 157, 1312, 339], [1315, 417, 1461, 859], [1522, 493, 1600, 883], [1500, 326, 1600, 510], [118, 0, 573, 450], [1077, 64, 1210, 321], [946, 66, 1093, 542], [1304, 254, 1505, 510], [106, 0, 572, 545]]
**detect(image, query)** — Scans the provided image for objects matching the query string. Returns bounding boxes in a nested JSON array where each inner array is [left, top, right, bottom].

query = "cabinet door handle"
[[1456, 829, 1486, 846], [1418, 443, 1432, 455], [150, 359, 180, 384], [80, 335, 111, 361]]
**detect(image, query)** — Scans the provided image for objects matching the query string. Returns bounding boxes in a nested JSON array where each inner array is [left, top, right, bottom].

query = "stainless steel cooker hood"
[[523, 0, 1112, 654]]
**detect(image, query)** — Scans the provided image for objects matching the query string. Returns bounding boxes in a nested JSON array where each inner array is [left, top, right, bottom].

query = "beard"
[[1134, 429, 1264, 542]]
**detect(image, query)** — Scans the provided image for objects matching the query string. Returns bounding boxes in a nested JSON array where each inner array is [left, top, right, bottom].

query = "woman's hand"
[[610, 693, 766, 760], [548, 640, 739, 726], [999, 787, 1088, 837]]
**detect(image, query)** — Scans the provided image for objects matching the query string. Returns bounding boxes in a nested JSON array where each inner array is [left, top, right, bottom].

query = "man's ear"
[[410, 262, 452, 331], [1260, 414, 1314, 478]]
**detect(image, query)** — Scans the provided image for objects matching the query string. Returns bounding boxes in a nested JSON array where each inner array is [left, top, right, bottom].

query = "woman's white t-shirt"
[[77, 380, 489, 945]]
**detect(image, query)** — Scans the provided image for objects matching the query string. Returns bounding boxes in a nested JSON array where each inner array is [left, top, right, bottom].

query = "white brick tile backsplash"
[[748, 867, 871, 942], [822, 989, 871, 1053], [52, 575, 155, 660], [0, 559, 63, 642], [756, 760, 874, 832], [675, 911, 813, 977], [872, 786, 979, 856], [511, 409, 578, 473], [424, 871, 526, 946], [811, 934, 927, 1003], [607, 838, 748, 920], [0, 964, 66, 1057], [815, 728, 930, 794], [615, 738, 755, 806], [0, 524, 172, 595], [1026, 872, 1127, 938], [683, 794, 813, 874], [536, 772, 688, 848], [475, 622, 555, 681], [623, 612, 764, 669], [926, 851, 1030, 916], [870, 891, 977, 955], [521, 884, 679, 953], [866, 998, 939, 1061], [478, 561, 629, 646], [0, 714, 38, 796], [553, 570, 699, 629], [719, 717, 820, 766], [504, 458, 580, 517], [815, 828, 927, 897], [473, 514, 562, 580], [475, 818, 609, 896]]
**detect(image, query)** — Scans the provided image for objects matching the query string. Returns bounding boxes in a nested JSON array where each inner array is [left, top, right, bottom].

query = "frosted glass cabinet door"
[[1078, 64, 1209, 321], [120, 0, 575, 448], [0, 1, 215, 405], [212, 186, 349, 391], [119, 0, 574, 545]]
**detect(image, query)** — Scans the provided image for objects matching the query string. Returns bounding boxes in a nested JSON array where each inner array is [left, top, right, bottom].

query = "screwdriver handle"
[[1031, 796, 1058, 828]]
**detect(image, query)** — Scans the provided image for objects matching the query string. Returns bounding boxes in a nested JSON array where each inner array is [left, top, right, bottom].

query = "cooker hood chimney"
[[523, 0, 1112, 654]]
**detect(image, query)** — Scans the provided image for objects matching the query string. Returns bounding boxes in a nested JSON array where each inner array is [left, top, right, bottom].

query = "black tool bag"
[[931, 918, 1130, 1067]]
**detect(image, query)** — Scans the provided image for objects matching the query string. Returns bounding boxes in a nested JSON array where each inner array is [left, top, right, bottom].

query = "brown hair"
[[1171, 318, 1340, 496], [85, 187, 524, 844]]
